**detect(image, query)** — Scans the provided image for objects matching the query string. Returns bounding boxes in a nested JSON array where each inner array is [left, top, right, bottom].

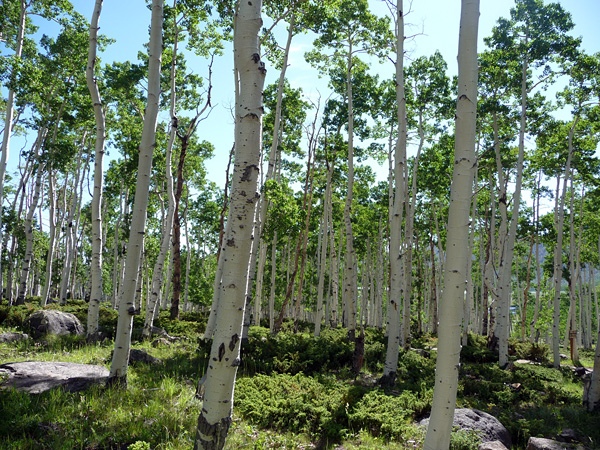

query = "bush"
[[511, 340, 549, 363], [241, 327, 353, 376], [460, 333, 496, 363], [395, 350, 436, 392], [348, 389, 432, 440], [0, 302, 38, 330], [235, 372, 349, 442]]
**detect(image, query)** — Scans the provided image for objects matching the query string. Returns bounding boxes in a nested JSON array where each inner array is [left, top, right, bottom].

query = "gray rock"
[[479, 441, 510, 450], [25, 310, 84, 338], [151, 326, 177, 341], [129, 349, 161, 365], [0, 332, 29, 343], [526, 436, 589, 450], [420, 408, 512, 448], [0, 361, 108, 393], [557, 428, 579, 443]]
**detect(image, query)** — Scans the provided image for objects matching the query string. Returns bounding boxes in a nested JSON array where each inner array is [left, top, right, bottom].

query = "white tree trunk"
[[567, 175, 579, 363], [329, 227, 340, 328], [382, 0, 407, 385], [343, 41, 357, 338], [551, 119, 577, 367], [17, 159, 46, 304], [315, 165, 332, 336], [424, 0, 479, 447], [41, 173, 58, 306], [268, 232, 278, 331], [252, 14, 295, 327], [194, 1, 265, 447], [143, 0, 178, 338], [60, 144, 84, 303], [108, 0, 163, 385], [0, 0, 27, 297], [86, 0, 106, 338]]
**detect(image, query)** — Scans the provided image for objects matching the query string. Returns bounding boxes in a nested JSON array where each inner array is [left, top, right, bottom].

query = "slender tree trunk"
[[315, 163, 332, 337], [530, 173, 542, 342], [521, 235, 534, 341], [17, 159, 46, 305], [429, 234, 439, 335], [375, 219, 385, 329], [567, 175, 580, 365], [274, 148, 313, 333], [171, 137, 187, 320], [204, 146, 234, 339], [463, 166, 478, 345], [86, 0, 106, 338], [381, 0, 407, 386], [41, 173, 58, 306], [112, 185, 127, 308], [144, 0, 178, 336], [343, 41, 357, 340], [496, 39, 530, 368], [330, 229, 340, 328], [194, 1, 265, 446], [0, 0, 27, 297], [108, 0, 163, 385], [551, 118, 578, 368], [293, 149, 315, 330], [251, 13, 295, 327], [424, 1, 479, 446], [60, 144, 85, 303]]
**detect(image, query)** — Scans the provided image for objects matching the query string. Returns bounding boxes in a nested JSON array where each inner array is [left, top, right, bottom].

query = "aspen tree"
[[423, 0, 479, 447], [108, 0, 163, 385], [0, 0, 26, 296], [143, 0, 177, 336], [486, 0, 579, 368], [16, 132, 46, 305], [86, 0, 106, 338], [381, 0, 407, 386], [194, 0, 265, 447]]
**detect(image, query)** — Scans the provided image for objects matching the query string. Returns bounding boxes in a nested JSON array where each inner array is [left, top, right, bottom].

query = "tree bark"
[[0, 0, 27, 298], [194, 1, 265, 447], [424, 0, 479, 447], [86, 0, 106, 338], [108, 0, 163, 386], [17, 150, 46, 304], [381, 0, 407, 386]]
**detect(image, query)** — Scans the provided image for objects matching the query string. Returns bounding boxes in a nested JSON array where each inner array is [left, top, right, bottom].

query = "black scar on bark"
[[241, 164, 259, 182], [229, 334, 239, 352], [194, 414, 231, 450], [218, 343, 225, 361]]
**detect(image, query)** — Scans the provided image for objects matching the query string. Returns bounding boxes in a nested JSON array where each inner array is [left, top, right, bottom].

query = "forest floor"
[[0, 299, 599, 450]]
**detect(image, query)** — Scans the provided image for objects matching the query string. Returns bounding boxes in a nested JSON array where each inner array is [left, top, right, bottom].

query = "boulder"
[[0, 332, 29, 343], [479, 441, 510, 450], [25, 310, 84, 338], [420, 408, 511, 448], [129, 349, 161, 365], [527, 436, 589, 450], [0, 361, 108, 394]]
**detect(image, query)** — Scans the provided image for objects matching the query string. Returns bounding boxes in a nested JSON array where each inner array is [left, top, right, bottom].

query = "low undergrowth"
[[0, 300, 599, 449]]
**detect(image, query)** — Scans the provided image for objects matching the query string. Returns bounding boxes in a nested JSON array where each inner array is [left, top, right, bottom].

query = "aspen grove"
[[1, 0, 600, 449]]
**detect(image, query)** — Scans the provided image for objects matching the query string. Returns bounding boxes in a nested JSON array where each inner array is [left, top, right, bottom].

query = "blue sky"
[[11, 0, 600, 193]]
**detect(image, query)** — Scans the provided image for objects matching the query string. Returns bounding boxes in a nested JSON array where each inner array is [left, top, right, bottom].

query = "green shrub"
[[363, 328, 387, 372], [460, 333, 497, 363], [0, 303, 37, 329], [235, 372, 349, 442], [511, 340, 549, 363], [395, 350, 436, 391], [348, 389, 432, 441], [241, 327, 353, 376]]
